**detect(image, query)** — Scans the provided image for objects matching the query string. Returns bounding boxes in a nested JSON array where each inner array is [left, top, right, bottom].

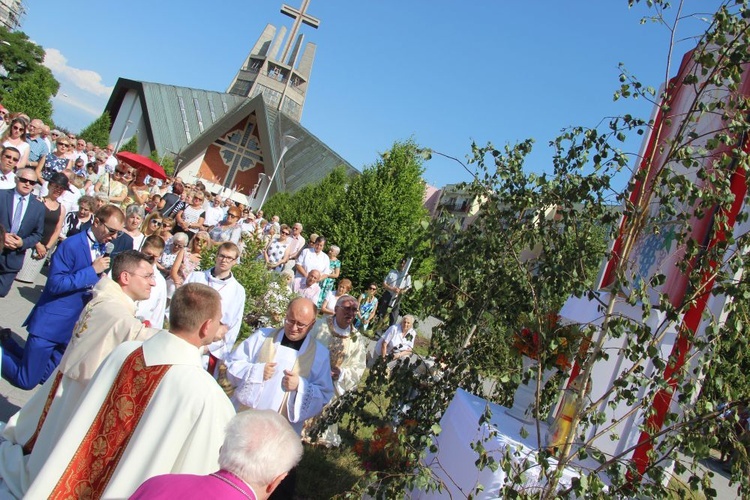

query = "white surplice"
[[186, 269, 246, 361], [226, 327, 334, 434], [135, 263, 168, 329], [0, 276, 158, 499], [22, 331, 235, 499]]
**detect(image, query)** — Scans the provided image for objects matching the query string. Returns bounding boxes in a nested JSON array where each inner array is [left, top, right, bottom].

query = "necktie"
[[93, 242, 107, 255], [10, 196, 24, 234]]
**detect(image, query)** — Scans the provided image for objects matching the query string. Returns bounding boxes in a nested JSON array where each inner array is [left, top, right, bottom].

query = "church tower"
[[226, 0, 319, 122]]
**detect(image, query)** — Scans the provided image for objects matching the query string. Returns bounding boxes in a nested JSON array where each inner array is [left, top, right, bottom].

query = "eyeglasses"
[[281, 231, 290, 236], [216, 253, 237, 262], [97, 219, 123, 237], [336, 305, 358, 312], [150, 220, 163, 226], [126, 271, 156, 281], [284, 318, 315, 330], [369, 287, 377, 291], [3, 154, 19, 162], [226, 213, 239, 219], [11, 125, 25, 131], [16, 177, 37, 185]]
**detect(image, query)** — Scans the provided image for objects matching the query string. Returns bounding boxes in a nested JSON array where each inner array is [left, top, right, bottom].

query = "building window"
[[177, 95, 191, 143]]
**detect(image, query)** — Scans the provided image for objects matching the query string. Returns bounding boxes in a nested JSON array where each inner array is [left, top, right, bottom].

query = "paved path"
[[0, 270, 45, 421]]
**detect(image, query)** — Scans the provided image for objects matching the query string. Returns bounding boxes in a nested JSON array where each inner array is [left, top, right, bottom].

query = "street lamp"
[[115, 120, 133, 152], [257, 134, 299, 211]]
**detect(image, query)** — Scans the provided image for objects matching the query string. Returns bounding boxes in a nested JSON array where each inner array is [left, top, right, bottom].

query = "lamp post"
[[257, 134, 299, 211], [115, 119, 133, 152]]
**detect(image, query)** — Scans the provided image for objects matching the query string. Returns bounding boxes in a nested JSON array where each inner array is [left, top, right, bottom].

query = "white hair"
[[329, 245, 340, 256], [403, 314, 415, 324], [171, 232, 189, 246], [219, 410, 303, 486]]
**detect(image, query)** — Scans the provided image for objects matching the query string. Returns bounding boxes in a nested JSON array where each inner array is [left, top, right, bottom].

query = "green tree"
[[119, 135, 137, 154], [263, 140, 431, 292], [78, 111, 111, 147], [150, 150, 176, 177], [332, 2, 750, 498], [0, 27, 59, 123]]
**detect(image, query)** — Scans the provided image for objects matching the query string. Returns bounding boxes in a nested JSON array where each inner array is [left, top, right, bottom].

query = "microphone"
[[104, 242, 115, 257]]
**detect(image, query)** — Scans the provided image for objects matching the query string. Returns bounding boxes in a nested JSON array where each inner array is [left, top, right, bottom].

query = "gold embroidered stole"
[[49, 347, 170, 500], [257, 329, 317, 418], [22, 371, 64, 455], [326, 317, 350, 372]]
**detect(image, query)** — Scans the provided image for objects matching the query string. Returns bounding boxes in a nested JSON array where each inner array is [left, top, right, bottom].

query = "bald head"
[[284, 297, 317, 342]]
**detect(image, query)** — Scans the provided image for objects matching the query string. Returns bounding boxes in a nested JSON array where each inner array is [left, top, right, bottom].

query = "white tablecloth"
[[415, 388, 590, 499]]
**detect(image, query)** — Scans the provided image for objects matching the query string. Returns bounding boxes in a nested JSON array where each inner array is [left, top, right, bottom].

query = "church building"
[[103, 0, 357, 209]]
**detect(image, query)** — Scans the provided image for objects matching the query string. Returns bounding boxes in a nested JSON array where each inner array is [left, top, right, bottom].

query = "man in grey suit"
[[0, 168, 45, 296]]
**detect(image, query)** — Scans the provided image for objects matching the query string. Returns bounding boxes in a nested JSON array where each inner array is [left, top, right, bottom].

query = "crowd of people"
[[0, 112, 421, 497]]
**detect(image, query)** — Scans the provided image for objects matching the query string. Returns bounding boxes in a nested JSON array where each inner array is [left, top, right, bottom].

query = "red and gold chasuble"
[[49, 347, 170, 500]]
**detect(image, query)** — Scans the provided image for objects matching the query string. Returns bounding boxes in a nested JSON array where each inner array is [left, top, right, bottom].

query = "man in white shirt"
[[0, 146, 19, 189], [295, 236, 331, 279], [185, 242, 246, 375], [103, 143, 118, 174], [203, 194, 226, 228]]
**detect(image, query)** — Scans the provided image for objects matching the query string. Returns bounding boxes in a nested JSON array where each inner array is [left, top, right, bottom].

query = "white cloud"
[[43, 48, 113, 97], [52, 94, 102, 117]]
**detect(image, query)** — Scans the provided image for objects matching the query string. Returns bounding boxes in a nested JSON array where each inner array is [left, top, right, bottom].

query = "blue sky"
[[20, 1, 722, 189]]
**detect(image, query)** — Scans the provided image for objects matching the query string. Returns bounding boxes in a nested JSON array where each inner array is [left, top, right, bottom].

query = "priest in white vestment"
[[226, 297, 334, 434], [186, 241, 246, 373], [21, 283, 235, 499], [307, 294, 367, 446], [0, 251, 159, 498]]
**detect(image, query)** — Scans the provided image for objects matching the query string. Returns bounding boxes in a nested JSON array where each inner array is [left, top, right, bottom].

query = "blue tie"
[[93, 242, 107, 255], [10, 196, 24, 234]]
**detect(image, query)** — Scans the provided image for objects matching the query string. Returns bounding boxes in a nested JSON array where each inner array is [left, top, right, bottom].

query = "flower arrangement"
[[512, 314, 582, 371], [353, 420, 417, 471]]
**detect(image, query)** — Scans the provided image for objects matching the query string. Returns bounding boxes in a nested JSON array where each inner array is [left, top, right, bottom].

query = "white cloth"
[[185, 269, 246, 361], [0, 277, 158, 498], [104, 154, 118, 174], [203, 205, 224, 227], [135, 263, 168, 329], [296, 248, 331, 277], [226, 328, 334, 434], [58, 189, 80, 216], [0, 170, 14, 190], [23, 331, 235, 499]]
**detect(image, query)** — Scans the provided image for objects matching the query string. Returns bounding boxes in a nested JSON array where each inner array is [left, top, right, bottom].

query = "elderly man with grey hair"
[[131, 410, 302, 499], [307, 293, 367, 446]]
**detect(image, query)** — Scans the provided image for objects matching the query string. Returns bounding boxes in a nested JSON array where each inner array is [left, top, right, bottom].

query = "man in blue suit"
[[1, 204, 125, 389], [0, 167, 45, 297]]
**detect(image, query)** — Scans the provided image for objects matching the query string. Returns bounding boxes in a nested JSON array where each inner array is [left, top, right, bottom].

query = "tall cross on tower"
[[279, 0, 320, 64]]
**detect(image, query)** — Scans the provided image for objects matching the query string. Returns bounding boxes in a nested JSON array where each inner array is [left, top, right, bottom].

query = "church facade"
[[102, 0, 357, 209]]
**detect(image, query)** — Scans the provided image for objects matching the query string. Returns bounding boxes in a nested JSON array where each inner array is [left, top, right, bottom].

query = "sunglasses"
[[98, 219, 123, 236], [281, 231, 290, 235], [11, 125, 25, 131], [150, 220, 163, 226], [3, 154, 19, 162], [16, 177, 37, 185]]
